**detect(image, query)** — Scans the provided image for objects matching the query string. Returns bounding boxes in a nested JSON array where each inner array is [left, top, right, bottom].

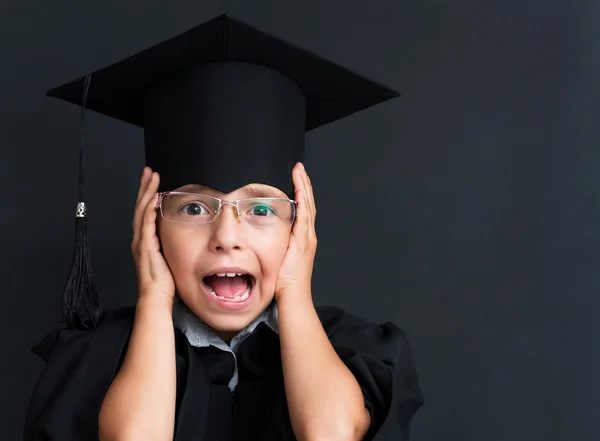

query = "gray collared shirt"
[[172, 302, 279, 391]]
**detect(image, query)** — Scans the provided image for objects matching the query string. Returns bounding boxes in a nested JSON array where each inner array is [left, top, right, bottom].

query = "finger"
[[136, 193, 160, 281], [136, 167, 151, 206], [140, 192, 160, 247], [291, 187, 307, 239], [296, 164, 315, 226], [299, 164, 314, 216], [301, 164, 316, 219], [291, 163, 303, 196], [293, 165, 313, 235], [133, 172, 160, 249], [302, 187, 312, 235], [296, 164, 317, 239], [291, 165, 307, 213], [133, 167, 151, 233], [136, 172, 160, 232]]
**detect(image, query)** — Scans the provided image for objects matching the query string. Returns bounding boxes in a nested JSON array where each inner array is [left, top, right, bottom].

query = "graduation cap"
[[50, 14, 400, 330]]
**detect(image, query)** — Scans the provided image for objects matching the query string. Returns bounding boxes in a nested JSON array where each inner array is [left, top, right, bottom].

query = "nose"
[[208, 204, 246, 252]]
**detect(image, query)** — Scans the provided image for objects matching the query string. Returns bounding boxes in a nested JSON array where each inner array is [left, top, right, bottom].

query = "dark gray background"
[[3, 1, 599, 440]]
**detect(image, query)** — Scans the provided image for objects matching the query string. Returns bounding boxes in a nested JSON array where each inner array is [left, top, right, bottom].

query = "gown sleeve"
[[23, 307, 136, 441], [318, 306, 424, 441]]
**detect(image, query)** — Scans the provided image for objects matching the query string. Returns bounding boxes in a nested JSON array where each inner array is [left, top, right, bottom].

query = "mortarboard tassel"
[[61, 73, 105, 330]]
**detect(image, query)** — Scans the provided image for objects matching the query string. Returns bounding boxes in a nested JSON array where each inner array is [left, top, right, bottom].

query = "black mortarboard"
[[49, 14, 400, 330]]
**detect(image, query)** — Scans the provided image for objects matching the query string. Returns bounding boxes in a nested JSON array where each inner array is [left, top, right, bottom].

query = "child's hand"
[[274, 162, 318, 300], [131, 167, 176, 306]]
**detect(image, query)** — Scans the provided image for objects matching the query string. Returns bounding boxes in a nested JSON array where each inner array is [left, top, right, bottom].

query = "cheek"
[[249, 230, 290, 276], [159, 227, 204, 280]]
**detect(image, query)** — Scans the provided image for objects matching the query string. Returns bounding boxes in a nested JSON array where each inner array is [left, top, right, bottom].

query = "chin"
[[210, 316, 255, 333], [203, 304, 273, 335]]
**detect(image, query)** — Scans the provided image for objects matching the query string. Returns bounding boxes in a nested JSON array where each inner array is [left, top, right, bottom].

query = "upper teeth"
[[215, 272, 245, 277]]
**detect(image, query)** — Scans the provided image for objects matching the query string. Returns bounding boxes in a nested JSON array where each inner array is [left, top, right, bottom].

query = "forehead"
[[176, 183, 287, 199]]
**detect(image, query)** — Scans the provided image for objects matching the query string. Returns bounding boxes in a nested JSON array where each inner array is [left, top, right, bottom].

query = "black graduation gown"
[[23, 305, 423, 441]]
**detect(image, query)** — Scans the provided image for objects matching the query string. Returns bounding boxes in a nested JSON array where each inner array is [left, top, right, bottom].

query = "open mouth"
[[202, 272, 254, 303]]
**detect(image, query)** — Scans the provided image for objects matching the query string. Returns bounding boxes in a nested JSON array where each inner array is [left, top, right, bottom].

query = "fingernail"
[[300, 162, 305, 171]]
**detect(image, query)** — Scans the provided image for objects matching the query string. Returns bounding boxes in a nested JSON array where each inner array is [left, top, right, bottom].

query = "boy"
[[24, 15, 423, 441]]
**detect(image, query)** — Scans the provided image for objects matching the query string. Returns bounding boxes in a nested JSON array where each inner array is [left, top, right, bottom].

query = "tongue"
[[205, 275, 249, 298]]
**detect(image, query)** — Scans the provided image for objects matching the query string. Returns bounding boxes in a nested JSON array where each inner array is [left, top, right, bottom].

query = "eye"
[[179, 202, 210, 216], [248, 204, 276, 217]]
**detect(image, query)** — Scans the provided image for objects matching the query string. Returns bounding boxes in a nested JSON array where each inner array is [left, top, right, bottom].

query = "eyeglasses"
[[157, 192, 298, 227]]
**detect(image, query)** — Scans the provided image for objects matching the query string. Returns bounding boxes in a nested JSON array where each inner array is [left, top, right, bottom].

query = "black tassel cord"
[[61, 73, 105, 330]]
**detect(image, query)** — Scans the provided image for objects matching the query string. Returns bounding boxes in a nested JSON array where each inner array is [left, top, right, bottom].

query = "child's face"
[[157, 182, 292, 339]]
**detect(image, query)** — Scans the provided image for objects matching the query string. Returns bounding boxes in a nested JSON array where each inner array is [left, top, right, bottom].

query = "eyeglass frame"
[[156, 191, 299, 226]]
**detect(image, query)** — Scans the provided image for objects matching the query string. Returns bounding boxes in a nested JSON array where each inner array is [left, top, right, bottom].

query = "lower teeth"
[[206, 284, 251, 302]]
